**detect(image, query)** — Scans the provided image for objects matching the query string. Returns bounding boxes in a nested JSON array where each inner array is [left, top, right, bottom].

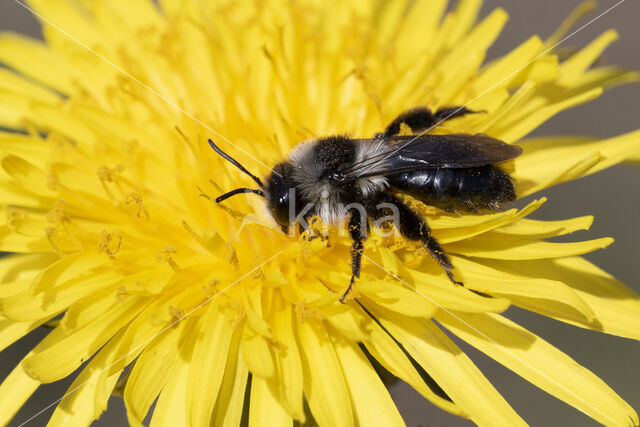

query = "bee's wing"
[[339, 133, 522, 180]]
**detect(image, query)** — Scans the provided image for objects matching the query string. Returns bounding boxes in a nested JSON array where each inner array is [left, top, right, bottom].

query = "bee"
[[210, 106, 522, 302]]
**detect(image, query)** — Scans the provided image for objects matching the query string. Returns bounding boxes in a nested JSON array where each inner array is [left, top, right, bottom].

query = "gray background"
[[1, 0, 638, 425]]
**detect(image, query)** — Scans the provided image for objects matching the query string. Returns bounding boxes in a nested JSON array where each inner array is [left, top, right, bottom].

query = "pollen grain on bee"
[[284, 186, 400, 239]]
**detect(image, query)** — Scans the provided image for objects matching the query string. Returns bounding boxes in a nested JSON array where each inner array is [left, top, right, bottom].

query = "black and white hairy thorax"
[[289, 136, 390, 223]]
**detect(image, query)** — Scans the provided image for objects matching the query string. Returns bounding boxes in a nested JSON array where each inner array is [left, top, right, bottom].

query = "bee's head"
[[263, 162, 303, 232], [208, 139, 300, 233]]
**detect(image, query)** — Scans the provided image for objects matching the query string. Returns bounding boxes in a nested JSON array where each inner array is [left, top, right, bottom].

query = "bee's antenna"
[[215, 188, 265, 203], [208, 139, 264, 187]]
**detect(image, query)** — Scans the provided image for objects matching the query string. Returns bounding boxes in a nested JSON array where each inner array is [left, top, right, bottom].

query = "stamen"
[[125, 190, 145, 218], [202, 279, 220, 298], [46, 200, 69, 223], [169, 305, 185, 327], [225, 242, 239, 270], [116, 286, 130, 302], [156, 246, 179, 271], [98, 230, 122, 258], [295, 302, 324, 322], [6, 208, 27, 230], [45, 226, 61, 253], [230, 301, 245, 330], [98, 164, 125, 200], [47, 174, 59, 191], [250, 255, 265, 279]]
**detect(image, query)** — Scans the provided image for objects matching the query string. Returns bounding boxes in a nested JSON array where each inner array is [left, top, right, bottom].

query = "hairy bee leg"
[[383, 106, 480, 137], [384, 194, 463, 286], [419, 223, 463, 286], [340, 210, 368, 303]]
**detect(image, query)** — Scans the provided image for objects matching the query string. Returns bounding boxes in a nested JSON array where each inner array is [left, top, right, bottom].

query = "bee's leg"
[[387, 194, 463, 286], [383, 106, 481, 137], [340, 209, 368, 303], [419, 221, 463, 286]]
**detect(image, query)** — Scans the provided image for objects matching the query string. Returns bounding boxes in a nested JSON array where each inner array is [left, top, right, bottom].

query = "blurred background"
[[0, 0, 638, 425]]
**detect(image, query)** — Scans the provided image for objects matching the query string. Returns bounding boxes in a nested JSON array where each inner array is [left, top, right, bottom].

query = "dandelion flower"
[[1, 0, 639, 426]]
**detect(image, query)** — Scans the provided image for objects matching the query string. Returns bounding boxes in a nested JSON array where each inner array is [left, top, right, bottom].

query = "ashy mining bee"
[[210, 106, 522, 302]]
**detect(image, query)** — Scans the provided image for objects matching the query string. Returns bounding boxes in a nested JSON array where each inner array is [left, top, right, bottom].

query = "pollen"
[[155, 246, 179, 270], [125, 190, 144, 218], [98, 230, 122, 258]]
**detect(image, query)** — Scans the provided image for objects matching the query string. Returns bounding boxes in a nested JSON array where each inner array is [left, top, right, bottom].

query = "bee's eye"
[[266, 162, 299, 228], [270, 188, 291, 226]]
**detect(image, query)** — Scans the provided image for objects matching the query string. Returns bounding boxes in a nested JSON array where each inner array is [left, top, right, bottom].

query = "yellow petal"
[[270, 296, 305, 421], [452, 256, 597, 322], [442, 0, 483, 50], [27, 104, 98, 147], [357, 279, 438, 319], [319, 301, 370, 342], [373, 307, 526, 426], [249, 376, 293, 427], [149, 319, 199, 427], [0, 326, 66, 426], [0, 252, 58, 288], [29, 250, 109, 295], [567, 66, 639, 95], [560, 257, 640, 311], [60, 287, 118, 331], [187, 303, 236, 426], [28, 0, 103, 48], [0, 315, 48, 353], [373, 0, 407, 42], [545, 1, 596, 48], [429, 8, 508, 103], [472, 36, 544, 94], [434, 198, 545, 244], [43, 325, 122, 425], [359, 305, 465, 417], [297, 318, 354, 427], [22, 295, 148, 383], [92, 0, 164, 32], [477, 81, 539, 133], [0, 33, 74, 93], [446, 231, 612, 260], [0, 271, 119, 321], [491, 87, 602, 143], [0, 90, 33, 127], [0, 180, 50, 209], [212, 326, 249, 427], [124, 320, 185, 425], [479, 257, 640, 340], [0, 280, 29, 298], [395, 0, 447, 69], [405, 268, 511, 313], [558, 30, 619, 83], [333, 334, 405, 427], [0, 357, 41, 426], [497, 216, 593, 238], [438, 311, 639, 426], [1, 153, 54, 198], [627, 153, 640, 164], [0, 68, 61, 104], [242, 282, 273, 338], [0, 225, 52, 253], [515, 131, 640, 196], [241, 327, 277, 379]]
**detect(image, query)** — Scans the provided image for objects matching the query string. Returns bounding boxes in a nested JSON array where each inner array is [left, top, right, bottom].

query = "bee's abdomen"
[[388, 165, 516, 212]]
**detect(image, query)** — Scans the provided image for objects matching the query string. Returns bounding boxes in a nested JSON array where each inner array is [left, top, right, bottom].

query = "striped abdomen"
[[387, 165, 516, 212]]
